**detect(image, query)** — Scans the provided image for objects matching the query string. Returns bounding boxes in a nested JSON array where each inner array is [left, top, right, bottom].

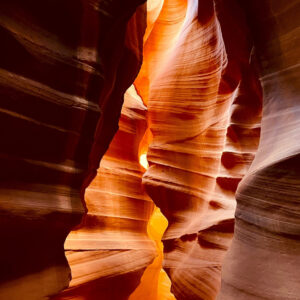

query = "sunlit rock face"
[[140, 0, 262, 299], [218, 0, 300, 299], [54, 86, 156, 300], [1, 0, 299, 299], [134, 0, 188, 105], [0, 1, 146, 299]]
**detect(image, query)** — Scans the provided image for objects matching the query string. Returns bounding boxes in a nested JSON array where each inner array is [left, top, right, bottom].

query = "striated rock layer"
[[0, 1, 146, 299], [139, 0, 262, 299], [1, 0, 298, 299], [218, 0, 300, 299], [135, 0, 188, 105], [55, 86, 156, 300]]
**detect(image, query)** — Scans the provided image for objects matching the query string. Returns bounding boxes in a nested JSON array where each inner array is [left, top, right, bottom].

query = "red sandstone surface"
[[0, 0, 299, 300]]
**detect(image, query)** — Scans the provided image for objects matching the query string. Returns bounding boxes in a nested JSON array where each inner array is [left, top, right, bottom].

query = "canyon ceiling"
[[0, 0, 299, 299]]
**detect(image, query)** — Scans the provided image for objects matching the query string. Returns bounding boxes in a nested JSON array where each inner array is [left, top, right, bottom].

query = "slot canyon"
[[0, 0, 299, 299]]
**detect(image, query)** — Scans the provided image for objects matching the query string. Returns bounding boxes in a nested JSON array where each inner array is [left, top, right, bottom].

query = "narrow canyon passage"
[[0, 0, 299, 300], [58, 0, 263, 298]]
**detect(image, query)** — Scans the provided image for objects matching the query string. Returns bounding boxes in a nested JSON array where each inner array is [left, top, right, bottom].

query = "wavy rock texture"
[[54, 86, 156, 300], [218, 0, 300, 299], [1, 0, 298, 299], [0, 1, 146, 299], [135, 0, 187, 105], [140, 0, 262, 299]]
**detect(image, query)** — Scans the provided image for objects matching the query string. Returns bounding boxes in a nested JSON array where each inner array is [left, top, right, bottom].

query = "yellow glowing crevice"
[[129, 207, 174, 300], [127, 0, 181, 295], [129, 127, 175, 300], [139, 153, 149, 170]]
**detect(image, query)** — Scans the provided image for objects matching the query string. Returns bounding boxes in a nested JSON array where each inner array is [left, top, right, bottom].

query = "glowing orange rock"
[[130, 206, 175, 300], [140, 0, 262, 299], [2, 0, 298, 299], [135, 0, 188, 105], [54, 85, 156, 300]]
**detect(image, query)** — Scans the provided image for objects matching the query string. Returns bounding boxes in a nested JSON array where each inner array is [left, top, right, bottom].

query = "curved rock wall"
[[55, 86, 156, 300], [134, 0, 187, 105], [218, 0, 300, 299], [141, 0, 262, 299], [1, 0, 299, 299], [0, 1, 146, 299]]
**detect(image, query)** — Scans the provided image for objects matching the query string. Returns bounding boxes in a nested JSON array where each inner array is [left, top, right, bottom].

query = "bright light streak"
[[139, 153, 149, 170]]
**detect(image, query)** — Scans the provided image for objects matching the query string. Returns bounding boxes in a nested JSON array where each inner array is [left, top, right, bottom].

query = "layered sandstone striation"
[[218, 0, 300, 299], [140, 0, 262, 299], [135, 0, 188, 105], [1, 0, 299, 299], [55, 85, 156, 300], [0, 1, 146, 299]]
